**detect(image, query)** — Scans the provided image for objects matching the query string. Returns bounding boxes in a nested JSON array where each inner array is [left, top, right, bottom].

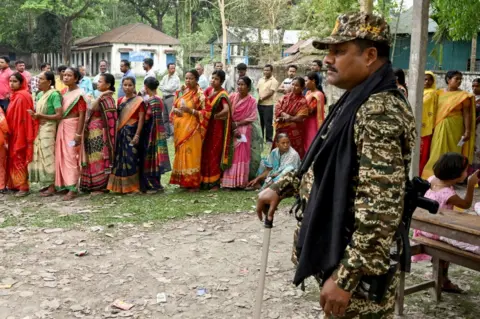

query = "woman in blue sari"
[[247, 133, 300, 190], [107, 77, 145, 194]]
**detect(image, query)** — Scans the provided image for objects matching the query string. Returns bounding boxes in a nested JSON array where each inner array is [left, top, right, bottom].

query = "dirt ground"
[[0, 209, 479, 319]]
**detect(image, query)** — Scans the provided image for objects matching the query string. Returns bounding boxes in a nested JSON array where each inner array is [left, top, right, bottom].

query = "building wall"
[[392, 34, 480, 71], [110, 43, 180, 77], [71, 43, 181, 77]]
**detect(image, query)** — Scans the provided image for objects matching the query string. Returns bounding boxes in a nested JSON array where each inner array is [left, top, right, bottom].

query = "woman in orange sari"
[[6, 72, 35, 196], [0, 105, 8, 193], [170, 70, 209, 191], [422, 70, 476, 179], [273, 77, 308, 159], [304, 72, 325, 153], [201, 70, 233, 190], [107, 77, 145, 194], [55, 68, 87, 201]]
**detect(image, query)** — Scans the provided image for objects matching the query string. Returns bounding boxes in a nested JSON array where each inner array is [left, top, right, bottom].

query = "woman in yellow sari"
[[422, 70, 476, 179], [419, 71, 437, 176], [169, 70, 210, 191]]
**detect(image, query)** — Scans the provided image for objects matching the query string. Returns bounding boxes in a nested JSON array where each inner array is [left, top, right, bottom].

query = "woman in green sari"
[[27, 71, 62, 195]]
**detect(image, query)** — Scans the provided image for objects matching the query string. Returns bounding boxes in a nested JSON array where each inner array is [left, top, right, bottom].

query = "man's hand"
[[256, 188, 282, 222], [320, 278, 352, 318]]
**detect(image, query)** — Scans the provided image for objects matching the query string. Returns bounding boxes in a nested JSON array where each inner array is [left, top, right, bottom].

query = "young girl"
[[413, 152, 480, 293]]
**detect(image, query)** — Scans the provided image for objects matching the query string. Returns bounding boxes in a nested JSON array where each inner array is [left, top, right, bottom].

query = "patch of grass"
[[0, 102, 280, 230], [0, 187, 296, 229]]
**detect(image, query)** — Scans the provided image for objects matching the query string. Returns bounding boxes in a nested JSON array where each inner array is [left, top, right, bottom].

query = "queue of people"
[[0, 56, 172, 200], [0, 54, 329, 197]]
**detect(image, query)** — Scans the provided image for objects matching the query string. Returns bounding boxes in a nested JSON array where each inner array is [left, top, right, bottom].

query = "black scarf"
[[293, 62, 398, 285]]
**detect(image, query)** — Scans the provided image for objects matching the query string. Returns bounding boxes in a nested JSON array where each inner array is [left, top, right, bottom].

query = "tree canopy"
[[2, 0, 479, 69]]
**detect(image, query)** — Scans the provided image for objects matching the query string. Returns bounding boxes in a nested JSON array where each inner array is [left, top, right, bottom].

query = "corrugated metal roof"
[[391, 6, 438, 34]]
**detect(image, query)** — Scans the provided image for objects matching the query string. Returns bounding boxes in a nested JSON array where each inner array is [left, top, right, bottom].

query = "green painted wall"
[[392, 34, 479, 71]]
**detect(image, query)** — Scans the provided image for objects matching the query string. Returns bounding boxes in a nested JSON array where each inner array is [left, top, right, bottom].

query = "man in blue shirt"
[[118, 60, 136, 98], [78, 65, 94, 97]]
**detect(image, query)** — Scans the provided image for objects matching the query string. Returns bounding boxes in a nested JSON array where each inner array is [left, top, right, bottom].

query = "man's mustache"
[[326, 65, 338, 73]]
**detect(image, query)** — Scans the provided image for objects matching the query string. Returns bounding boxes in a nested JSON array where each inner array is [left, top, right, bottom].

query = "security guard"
[[256, 12, 416, 318]]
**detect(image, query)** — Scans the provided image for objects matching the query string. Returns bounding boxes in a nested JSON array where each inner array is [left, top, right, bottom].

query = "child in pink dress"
[[413, 152, 480, 293]]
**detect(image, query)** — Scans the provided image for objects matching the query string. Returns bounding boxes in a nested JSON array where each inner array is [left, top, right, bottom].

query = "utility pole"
[[360, 0, 374, 14], [406, 0, 430, 178]]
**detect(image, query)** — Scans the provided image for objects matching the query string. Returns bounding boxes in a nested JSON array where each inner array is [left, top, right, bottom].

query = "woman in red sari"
[[273, 77, 308, 159], [201, 70, 233, 190], [0, 106, 8, 193], [304, 72, 325, 152], [6, 72, 35, 196]]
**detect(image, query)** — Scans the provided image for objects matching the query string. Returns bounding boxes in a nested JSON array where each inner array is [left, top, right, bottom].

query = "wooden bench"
[[395, 237, 480, 316]]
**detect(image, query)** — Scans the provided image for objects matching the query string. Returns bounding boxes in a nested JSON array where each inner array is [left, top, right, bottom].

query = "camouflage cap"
[[313, 12, 391, 50]]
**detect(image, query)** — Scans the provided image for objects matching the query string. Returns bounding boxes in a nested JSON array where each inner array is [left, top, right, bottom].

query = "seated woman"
[[413, 153, 480, 293], [247, 133, 300, 190]]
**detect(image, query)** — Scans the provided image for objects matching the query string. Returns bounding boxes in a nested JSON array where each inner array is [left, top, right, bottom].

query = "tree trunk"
[[60, 18, 73, 65], [175, 0, 179, 38], [156, 12, 163, 31], [219, 0, 227, 66], [470, 34, 477, 72]]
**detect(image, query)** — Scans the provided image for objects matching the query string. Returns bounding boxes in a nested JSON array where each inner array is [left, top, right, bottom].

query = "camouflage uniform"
[[269, 13, 417, 318]]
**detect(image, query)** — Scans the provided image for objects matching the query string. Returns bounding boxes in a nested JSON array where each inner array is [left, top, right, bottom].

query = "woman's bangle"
[[75, 133, 82, 137]]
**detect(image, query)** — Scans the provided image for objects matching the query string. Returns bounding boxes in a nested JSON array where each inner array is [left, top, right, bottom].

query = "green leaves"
[[293, 0, 359, 38], [431, 0, 480, 41]]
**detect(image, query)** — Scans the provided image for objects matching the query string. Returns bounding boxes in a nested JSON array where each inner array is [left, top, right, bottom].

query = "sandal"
[[39, 186, 50, 193], [442, 279, 464, 294], [40, 191, 54, 197], [15, 191, 30, 197]]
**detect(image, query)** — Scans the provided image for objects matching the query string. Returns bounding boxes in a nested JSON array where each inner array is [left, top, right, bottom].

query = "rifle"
[[359, 177, 439, 303]]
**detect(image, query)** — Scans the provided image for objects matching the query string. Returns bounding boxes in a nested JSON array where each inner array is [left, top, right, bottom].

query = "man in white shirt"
[[160, 63, 180, 137], [195, 64, 209, 91], [277, 64, 297, 94], [143, 58, 156, 80], [140, 58, 156, 100], [93, 60, 108, 98]]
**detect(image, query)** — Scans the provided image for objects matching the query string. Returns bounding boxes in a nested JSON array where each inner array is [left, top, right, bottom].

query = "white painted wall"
[[110, 43, 181, 77], [72, 43, 181, 77]]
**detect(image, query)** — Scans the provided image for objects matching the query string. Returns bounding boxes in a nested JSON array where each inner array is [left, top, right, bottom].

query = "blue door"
[[166, 53, 176, 66], [120, 52, 129, 61]]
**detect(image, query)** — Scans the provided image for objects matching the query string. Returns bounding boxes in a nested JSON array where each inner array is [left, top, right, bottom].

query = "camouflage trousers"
[[291, 223, 399, 319]]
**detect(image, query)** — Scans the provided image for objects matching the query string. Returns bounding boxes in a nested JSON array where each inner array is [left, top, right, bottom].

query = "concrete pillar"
[[89, 50, 93, 76], [406, 0, 430, 178], [83, 51, 87, 74]]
